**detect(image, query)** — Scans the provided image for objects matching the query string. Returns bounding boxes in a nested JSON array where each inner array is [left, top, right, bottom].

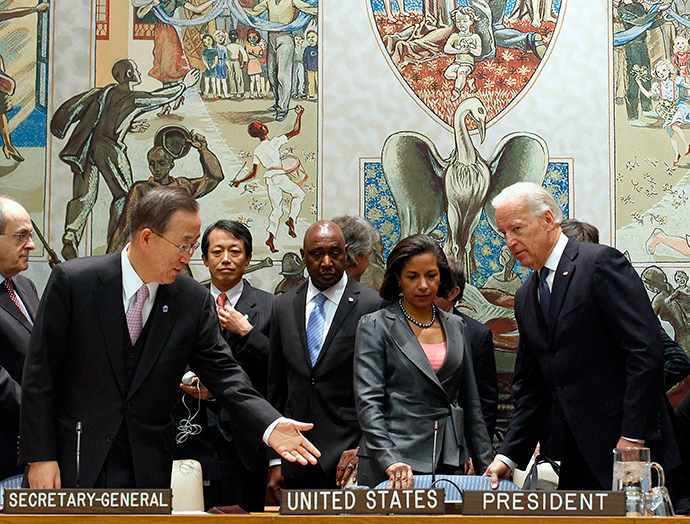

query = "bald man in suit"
[[0, 195, 38, 480]]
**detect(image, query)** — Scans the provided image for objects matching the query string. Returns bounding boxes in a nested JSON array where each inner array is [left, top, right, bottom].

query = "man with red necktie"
[[0, 195, 39, 481]]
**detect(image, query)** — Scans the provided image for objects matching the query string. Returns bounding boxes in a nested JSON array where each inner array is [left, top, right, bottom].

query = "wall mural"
[[0, 0, 49, 259], [613, 0, 690, 404], [55, 0, 320, 294], [4, 0, 690, 446]]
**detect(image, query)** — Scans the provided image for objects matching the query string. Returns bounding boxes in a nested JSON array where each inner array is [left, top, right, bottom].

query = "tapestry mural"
[[3, 0, 689, 445]]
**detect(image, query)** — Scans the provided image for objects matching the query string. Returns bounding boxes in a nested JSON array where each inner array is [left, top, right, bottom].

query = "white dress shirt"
[[121, 244, 158, 323], [210, 280, 244, 308], [304, 272, 348, 346]]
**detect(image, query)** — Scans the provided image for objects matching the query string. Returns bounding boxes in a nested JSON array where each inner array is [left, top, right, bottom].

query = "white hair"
[[491, 182, 563, 223]]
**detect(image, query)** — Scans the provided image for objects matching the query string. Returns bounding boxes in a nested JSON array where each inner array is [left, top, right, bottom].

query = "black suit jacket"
[[455, 310, 498, 440], [0, 274, 39, 479], [268, 276, 383, 480], [501, 238, 681, 487], [20, 252, 279, 488], [215, 280, 274, 472]]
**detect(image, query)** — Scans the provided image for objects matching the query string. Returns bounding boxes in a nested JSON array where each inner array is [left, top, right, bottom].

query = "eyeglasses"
[[152, 231, 199, 255], [1, 231, 33, 243]]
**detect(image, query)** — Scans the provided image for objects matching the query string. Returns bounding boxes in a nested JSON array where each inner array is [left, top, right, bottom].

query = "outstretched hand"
[[267, 419, 320, 466]]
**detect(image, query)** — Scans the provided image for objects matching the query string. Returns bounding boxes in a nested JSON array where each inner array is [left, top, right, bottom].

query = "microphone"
[[76, 422, 82, 488], [432, 420, 439, 485]]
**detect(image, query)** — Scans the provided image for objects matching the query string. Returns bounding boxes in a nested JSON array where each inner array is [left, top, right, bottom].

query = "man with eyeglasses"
[[0, 195, 38, 482], [20, 186, 320, 489]]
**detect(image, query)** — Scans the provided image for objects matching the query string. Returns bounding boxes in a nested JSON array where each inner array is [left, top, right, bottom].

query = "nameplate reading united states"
[[280, 488, 444, 514], [4, 489, 172, 514], [463, 490, 626, 516]]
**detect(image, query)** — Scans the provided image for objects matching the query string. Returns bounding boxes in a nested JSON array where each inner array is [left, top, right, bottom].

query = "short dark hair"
[[130, 186, 198, 237], [560, 218, 600, 244], [247, 121, 266, 138], [201, 220, 253, 258], [112, 59, 135, 83], [379, 234, 454, 301], [445, 255, 466, 301]]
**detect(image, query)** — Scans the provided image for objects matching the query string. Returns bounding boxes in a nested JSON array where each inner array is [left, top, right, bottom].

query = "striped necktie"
[[306, 293, 327, 367]]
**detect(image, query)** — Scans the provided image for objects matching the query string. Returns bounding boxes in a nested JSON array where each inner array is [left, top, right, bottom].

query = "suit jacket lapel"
[[128, 282, 179, 397], [235, 280, 257, 323], [14, 276, 39, 321], [316, 278, 359, 366], [294, 282, 310, 368], [0, 286, 32, 332], [388, 308, 445, 391], [94, 253, 128, 398], [548, 238, 577, 333]]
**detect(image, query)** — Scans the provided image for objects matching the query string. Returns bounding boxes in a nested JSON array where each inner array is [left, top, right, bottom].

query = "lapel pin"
[[162, 305, 169, 313], [348, 297, 354, 302], [563, 271, 569, 276]]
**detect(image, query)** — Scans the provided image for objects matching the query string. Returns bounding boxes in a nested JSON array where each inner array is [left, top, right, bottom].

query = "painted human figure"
[[51, 59, 199, 260], [381, 0, 410, 22], [304, 31, 318, 99], [232, 106, 306, 253], [226, 30, 248, 99], [246, 30, 265, 99], [636, 59, 690, 165], [642, 265, 690, 352], [674, 36, 690, 78], [243, 0, 317, 121], [135, 0, 214, 115], [214, 30, 231, 99], [444, 7, 482, 100], [617, 0, 670, 127], [0, 3, 50, 163], [107, 132, 224, 253], [201, 33, 218, 98], [292, 33, 306, 99]]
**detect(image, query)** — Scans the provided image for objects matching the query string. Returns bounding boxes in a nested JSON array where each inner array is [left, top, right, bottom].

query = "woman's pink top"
[[420, 341, 447, 371]]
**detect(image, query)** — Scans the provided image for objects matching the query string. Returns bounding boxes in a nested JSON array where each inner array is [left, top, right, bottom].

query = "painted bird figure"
[[382, 96, 549, 277]]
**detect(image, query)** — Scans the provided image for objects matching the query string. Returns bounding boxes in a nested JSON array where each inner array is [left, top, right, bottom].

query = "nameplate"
[[4, 489, 172, 514], [463, 490, 626, 516], [280, 488, 444, 515]]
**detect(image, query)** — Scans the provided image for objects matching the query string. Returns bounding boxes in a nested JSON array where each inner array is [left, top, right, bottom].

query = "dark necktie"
[[539, 267, 551, 322], [3, 278, 29, 321], [306, 293, 327, 367]]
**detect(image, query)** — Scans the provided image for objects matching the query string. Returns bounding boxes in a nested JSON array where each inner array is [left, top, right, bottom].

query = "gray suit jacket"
[[354, 303, 493, 487]]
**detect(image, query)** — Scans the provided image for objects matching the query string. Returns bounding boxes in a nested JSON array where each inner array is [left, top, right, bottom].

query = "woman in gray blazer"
[[354, 235, 493, 488]]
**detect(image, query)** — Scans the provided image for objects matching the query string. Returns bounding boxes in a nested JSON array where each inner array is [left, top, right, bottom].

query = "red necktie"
[[4, 278, 29, 321], [217, 293, 227, 310]]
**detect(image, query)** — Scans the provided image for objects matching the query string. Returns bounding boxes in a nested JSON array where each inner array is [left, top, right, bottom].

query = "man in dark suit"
[[20, 187, 319, 489], [267, 220, 382, 495], [484, 182, 681, 491], [175, 220, 273, 510], [433, 256, 497, 441], [0, 195, 38, 480]]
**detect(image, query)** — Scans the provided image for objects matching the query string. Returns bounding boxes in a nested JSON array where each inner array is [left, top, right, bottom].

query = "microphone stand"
[[76, 422, 82, 488], [432, 420, 439, 485]]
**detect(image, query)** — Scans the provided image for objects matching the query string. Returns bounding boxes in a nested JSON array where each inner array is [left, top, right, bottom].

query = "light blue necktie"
[[306, 293, 327, 367]]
